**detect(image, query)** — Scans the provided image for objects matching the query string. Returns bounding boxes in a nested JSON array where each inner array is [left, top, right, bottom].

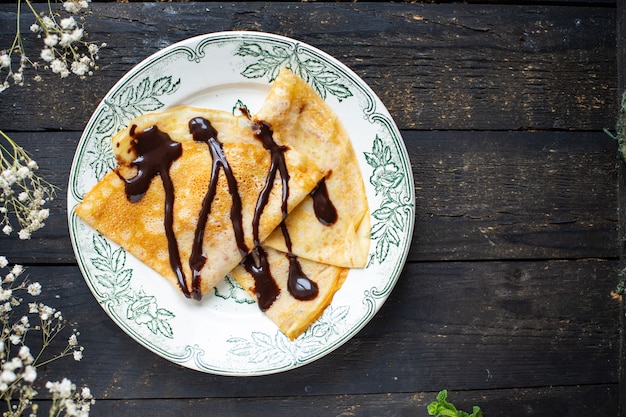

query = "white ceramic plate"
[[68, 31, 414, 376]]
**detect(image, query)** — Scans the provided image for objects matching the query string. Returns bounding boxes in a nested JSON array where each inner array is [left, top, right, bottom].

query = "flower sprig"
[[0, 0, 105, 92], [0, 256, 93, 417], [0, 129, 55, 240]]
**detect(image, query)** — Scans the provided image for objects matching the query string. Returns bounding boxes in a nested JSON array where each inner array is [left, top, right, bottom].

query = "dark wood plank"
[[0, 2, 617, 132], [0, 130, 619, 263], [75, 384, 619, 417], [614, 0, 625, 414], [410, 130, 620, 261], [28, 259, 618, 400]]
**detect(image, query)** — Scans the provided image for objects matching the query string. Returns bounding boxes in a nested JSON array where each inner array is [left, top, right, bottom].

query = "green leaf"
[[241, 63, 270, 79], [135, 77, 151, 100], [133, 96, 165, 113], [323, 82, 352, 101], [427, 390, 483, 417], [95, 112, 115, 135], [111, 247, 126, 273], [363, 151, 380, 168], [156, 319, 174, 339], [152, 76, 178, 96], [116, 85, 135, 108], [93, 234, 111, 259], [236, 43, 263, 57], [90, 257, 114, 273]]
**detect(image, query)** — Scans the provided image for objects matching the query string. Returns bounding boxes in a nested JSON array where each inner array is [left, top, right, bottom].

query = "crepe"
[[75, 106, 324, 299], [229, 68, 370, 340], [231, 247, 348, 340], [256, 68, 370, 268]]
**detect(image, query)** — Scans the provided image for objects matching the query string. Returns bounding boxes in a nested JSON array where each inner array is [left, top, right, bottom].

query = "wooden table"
[[0, 1, 623, 415]]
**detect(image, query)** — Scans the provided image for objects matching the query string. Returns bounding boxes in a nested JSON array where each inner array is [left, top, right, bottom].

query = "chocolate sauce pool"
[[121, 117, 339, 309]]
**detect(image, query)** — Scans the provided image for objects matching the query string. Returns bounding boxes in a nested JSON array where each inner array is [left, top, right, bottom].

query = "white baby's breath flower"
[[2, 169, 16, 186], [51, 378, 74, 399], [60, 17, 77, 30], [0, 256, 7, 268], [9, 334, 21, 345], [70, 28, 84, 43], [18, 346, 33, 363], [38, 208, 49, 220], [28, 302, 38, 314], [59, 33, 73, 48], [0, 53, 10, 69], [2, 225, 11, 235], [39, 304, 54, 320], [0, 370, 16, 384], [87, 43, 99, 55], [50, 59, 69, 78], [64, 0, 90, 13], [27, 282, 41, 296], [16, 166, 31, 180], [73, 350, 83, 361], [68, 333, 78, 346], [0, 289, 12, 302], [44, 34, 59, 47], [41, 15, 57, 30], [40, 48, 55, 63], [22, 365, 37, 383], [18, 229, 31, 240], [71, 60, 89, 76], [11, 264, 23, 276], [81, 386, 92, 400], [12, 71, 23, 85]]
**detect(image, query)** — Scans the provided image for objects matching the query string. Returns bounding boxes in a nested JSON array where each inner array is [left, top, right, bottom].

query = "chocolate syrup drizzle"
[[120, 124, 189, 297], [240, 121, 290, 310], [310, 178, 337, 226], [121, 116, 337, 308], [188, 117, 247, 300]]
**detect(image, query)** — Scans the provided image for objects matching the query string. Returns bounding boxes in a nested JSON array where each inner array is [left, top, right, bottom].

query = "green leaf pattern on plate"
[[227, 305, 349, 366], [214, 275, 255, 304], [236, 42, 352, 102], [365, 135, 414, 265], [89, 234, 176, 339]]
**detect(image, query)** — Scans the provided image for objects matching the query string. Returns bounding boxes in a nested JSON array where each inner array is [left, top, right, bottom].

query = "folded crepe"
[[232, 246, 349, 340], [75, 106, 324, 299], [230, 68, 370, 340], [75, 69, 370, 341], [256, 68, 370, 268]]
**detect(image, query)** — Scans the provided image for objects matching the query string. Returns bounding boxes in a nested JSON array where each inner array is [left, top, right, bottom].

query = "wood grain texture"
[[0, 2, 617, 132], [73, 384, 619, 417]]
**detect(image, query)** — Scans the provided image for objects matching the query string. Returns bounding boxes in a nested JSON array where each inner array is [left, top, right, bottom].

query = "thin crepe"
[[231, 247, 348, 340], [230, 68, 370, 340], [75, 106, 324, 298], [257, 68, 370, 268]]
